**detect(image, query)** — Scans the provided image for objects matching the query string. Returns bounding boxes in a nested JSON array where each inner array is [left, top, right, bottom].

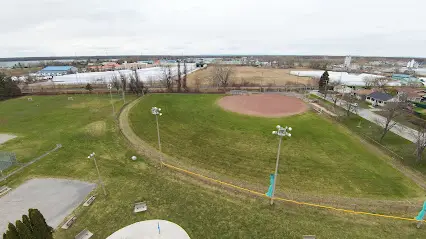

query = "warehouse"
[[37, 66, 77, 76]]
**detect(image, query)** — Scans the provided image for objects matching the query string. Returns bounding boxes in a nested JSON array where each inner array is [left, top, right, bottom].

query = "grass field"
[[129, 94, 423, 199], [187, 66, 313, 88], [309, 94, 426, 174], [2, 94, 426, 238]]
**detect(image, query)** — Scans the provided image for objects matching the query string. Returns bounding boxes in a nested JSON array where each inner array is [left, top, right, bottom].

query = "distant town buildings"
[[407, 59, 419, 69]]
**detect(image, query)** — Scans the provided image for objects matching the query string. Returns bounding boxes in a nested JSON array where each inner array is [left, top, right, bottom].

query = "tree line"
[[3, 209, 53, 239], [85, 69, 148, 96]]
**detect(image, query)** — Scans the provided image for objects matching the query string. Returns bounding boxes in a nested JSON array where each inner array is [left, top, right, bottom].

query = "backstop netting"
[[0, 152, 17, 171]]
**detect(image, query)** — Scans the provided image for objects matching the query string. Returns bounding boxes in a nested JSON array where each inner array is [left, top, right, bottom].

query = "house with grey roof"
[[366, 92, 394, 107]]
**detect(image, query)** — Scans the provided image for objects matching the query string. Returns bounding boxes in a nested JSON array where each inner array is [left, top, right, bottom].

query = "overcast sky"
[[1, 0, 425, 58]]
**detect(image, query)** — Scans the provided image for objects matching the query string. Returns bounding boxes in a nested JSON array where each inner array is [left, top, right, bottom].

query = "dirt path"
[[118, 97, 425, 214]]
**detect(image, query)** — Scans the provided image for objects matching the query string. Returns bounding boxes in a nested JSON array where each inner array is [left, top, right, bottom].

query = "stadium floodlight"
[[88, 152, 107, 196], [151, 107, 163, 166], [107, 84, 115, 116], [270, 125, 292, 205]]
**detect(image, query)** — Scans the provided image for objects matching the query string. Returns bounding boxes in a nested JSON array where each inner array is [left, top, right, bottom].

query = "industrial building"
[[37, 66, 77, 76]]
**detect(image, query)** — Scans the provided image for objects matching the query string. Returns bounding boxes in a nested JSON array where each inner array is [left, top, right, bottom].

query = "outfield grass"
[[2, 95, 426, 238], [129, 94, 423, 199]]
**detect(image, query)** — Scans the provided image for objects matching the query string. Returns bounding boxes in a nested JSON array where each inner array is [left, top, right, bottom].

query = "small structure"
[[303, 236, 316, 239], [61, 216, 77, 229], [75, 229, 93, 239], [354, 89, 374, 100], [83, 196, 96, 206], [27, 97, 33, 101], [134, 202, 147, 213], [396, 87, 426, 102], [366, 92, 394, 107], [68, 97, 74, 101]]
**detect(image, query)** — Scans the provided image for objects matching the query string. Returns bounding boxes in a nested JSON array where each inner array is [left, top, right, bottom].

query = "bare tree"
[[177, 61, 182, 92], [329, 91, 340, 110], [414, 122, 426, 162], [363, 77, 375, 88], [119, 72, 127, 103], [147, 76, 155, 88], [194, 77, 202, 92], [161, 65, 173, 92], [183, 60, 188, 92], [343, 94, 358, 117], [111, 74, 121, 92], [376, 97, 407, 142], [210, 65, 234, 90], [128, 70, 145, 96], [364, 77, 389, 90]]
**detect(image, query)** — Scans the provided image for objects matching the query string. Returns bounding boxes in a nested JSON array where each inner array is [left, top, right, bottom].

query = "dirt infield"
[[217, 94, 308, 117]]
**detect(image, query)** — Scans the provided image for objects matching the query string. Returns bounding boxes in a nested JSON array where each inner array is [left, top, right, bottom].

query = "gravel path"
[[0, 178, 95, 232], [0, 134, 16, 145]]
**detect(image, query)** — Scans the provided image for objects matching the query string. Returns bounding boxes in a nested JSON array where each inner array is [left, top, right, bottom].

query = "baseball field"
[[1, 93, 426, 238]]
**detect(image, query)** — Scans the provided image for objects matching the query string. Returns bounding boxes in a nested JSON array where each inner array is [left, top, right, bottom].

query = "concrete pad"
[[0, 178, 95, 233], [75, 228, 93, 239], [0, 134, 16, 145]]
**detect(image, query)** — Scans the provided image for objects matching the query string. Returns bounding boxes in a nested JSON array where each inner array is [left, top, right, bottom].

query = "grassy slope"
[[309, 94, 426, 174], [1, 95, 426, 239], [129, 94, 423, 199]]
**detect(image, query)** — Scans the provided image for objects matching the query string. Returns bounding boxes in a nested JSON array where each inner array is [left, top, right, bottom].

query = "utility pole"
[[107, 84, 115, 116], [88, 152, 107, 196], [270, 125, 292, 205], [151, 107, 163, 166]]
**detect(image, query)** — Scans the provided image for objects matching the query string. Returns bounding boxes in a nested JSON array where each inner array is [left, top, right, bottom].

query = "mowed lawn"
[[1, 95, 426, 238], [130, 94, 423, 199]]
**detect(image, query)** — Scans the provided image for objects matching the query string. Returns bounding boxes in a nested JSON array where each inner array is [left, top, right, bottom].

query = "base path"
[[217, 94, 307, 117]]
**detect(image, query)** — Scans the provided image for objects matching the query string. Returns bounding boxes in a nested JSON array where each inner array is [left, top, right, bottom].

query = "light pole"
[[107, 84, 115, 116], [88, 152, 107, 196], [270, 125, 292, 205], [151, 107, 163, 166]]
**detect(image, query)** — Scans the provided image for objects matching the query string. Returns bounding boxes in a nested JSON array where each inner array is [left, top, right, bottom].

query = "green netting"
[[0, 152, 17, 171]]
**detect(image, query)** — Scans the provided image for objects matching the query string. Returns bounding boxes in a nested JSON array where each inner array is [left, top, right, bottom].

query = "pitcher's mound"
[[218, 94, 307, 118]]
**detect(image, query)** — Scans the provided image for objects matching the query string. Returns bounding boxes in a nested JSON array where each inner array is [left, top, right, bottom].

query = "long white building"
[[290, 70, 402, 86], [52, 64, 197, 85]]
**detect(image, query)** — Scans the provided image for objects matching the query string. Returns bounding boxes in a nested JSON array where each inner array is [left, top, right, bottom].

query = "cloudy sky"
[[1, 0, 425, 58]]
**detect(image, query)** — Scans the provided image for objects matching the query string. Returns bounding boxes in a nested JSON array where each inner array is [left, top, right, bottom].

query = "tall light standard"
[[107, 83, 115, 116], [88, 152, 107, 196], [151, 107, 163, 166], [270, 125, 292, 205]]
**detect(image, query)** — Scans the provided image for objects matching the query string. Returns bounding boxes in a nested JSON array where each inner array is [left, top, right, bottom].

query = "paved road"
[[311, 91, 418, 143]]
